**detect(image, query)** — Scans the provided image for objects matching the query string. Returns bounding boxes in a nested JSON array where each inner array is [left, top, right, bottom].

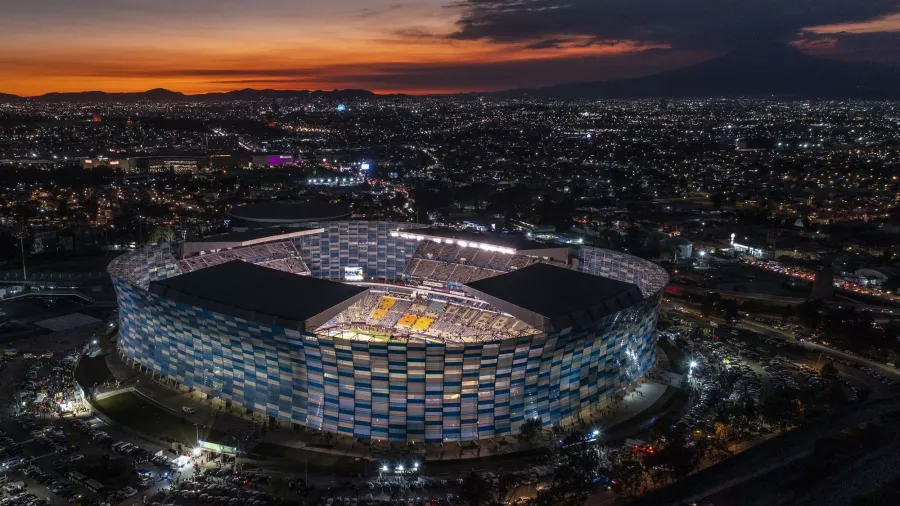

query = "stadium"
[[108, 221, 668, 443]]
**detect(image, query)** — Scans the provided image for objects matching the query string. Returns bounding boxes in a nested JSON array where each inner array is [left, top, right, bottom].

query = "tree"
[[781, 304, 794, 324], [704, 436, 732, 463], [797, 299, 823, 330], [151, 227, 177, 244], [610, 458, 648, 497], [517, 417, 542, 449], [762, 389, 799, 430], [720, 299, 740, 323], [820, 361, 838, 381], [460, 472, 492, 506], [659, 436, 704, 481], [713, 422, 732, 441], [56, 198, 70, 218], [546, 444, 603, 505], [700, 293, 720, 318], [267, 476, 288, 499]]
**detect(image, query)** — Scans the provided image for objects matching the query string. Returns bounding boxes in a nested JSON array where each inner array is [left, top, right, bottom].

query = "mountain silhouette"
[[3, 45, 900, 101], [0, 88, 377, 102], [503, 43, 900, 99]]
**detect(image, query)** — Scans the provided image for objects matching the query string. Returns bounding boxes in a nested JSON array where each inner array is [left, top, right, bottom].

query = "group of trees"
[[482, 415, 737, 505], [460, 362, 855, 506], [797, 299, 900, 362], [699, 292, 741, 322]]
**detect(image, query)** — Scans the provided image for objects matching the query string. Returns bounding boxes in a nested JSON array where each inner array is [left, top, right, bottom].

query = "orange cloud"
[[0, 34, 664, 95], [804, 13, 900, 34]]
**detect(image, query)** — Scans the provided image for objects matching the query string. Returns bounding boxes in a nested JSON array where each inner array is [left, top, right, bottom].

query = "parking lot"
[[0, 346, 509, 506], [0, 346, 210, 506]]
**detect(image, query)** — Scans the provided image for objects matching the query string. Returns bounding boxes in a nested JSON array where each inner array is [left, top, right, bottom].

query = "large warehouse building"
[[108, 221, 668, 442]]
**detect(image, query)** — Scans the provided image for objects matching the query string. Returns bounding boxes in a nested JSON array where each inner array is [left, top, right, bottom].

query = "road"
[[668, 284, 899, 319], [629, 398, 900, 506], [664, 300, 900, 387]]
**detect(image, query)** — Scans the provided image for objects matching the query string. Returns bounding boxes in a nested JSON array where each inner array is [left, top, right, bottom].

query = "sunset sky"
[[2, 0, 900, 96]]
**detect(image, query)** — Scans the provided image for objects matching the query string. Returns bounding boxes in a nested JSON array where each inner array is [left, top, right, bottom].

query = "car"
[[67, 454, 84, 462], [118, 487, 137, 498]]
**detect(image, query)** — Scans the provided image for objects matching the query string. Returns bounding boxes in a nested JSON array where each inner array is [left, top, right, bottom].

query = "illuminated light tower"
[[92, 111, 102, 123]]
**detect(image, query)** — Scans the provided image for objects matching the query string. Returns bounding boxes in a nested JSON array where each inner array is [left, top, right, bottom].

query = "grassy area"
[[74, 354, 111, 389], [93, 391, 225, 446]]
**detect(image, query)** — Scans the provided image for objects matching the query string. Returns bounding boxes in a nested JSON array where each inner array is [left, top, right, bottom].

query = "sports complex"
[[107, 216, 668, 443]]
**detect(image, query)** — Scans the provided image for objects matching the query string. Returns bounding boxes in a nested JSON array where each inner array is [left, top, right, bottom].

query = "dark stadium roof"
[[180, 227, 324, 258], [189, 227, 316, 243], [230, 201, 351, 223], [402, 228, 561, 252], [150, 260, 367, 332], [463, 263, 644, 332]]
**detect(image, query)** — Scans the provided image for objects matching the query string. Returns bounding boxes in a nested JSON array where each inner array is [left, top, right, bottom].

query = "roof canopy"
[[463, 263, 643, 332], [150, 260, 368, 332]]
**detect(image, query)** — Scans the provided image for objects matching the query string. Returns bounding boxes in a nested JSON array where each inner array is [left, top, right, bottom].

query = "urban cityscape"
[[3, 2, 900, 506]]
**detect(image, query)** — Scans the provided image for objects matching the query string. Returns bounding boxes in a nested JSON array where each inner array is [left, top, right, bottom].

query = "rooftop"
[[150, 260, 368, 331], [463, 263, 644, 332]]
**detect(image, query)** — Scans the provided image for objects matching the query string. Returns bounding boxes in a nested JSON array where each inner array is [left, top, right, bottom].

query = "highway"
[[667, 284, 899, 318]]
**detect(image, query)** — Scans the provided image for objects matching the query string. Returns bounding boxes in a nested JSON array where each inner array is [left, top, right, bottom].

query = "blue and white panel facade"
[[294, 221, 424, 280], [110, 222, 666, 442]]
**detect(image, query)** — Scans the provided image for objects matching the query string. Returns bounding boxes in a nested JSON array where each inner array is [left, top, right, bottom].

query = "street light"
[[689, 361, 697, 369], [381, 465, 389, 473]]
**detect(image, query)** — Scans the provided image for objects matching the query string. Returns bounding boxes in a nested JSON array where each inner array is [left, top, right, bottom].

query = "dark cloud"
[[799, 30, 900, 62], [393, 27, 445, 40], [449, 0, 900, 50], [522, 38, 572, 50], [208, 50, 710, 92], [355, 3, 406, 19]]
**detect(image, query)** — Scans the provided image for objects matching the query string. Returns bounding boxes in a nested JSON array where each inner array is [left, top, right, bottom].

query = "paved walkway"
[[99, 344, 678, 467]]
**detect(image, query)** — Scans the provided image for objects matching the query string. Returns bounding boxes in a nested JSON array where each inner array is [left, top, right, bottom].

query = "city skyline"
[[3, 0, 900, 96]]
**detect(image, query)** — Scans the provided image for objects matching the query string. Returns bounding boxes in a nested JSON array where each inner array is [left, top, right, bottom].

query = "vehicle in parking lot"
[[118, 486, 137, 498], [85, 479, 105, 493]]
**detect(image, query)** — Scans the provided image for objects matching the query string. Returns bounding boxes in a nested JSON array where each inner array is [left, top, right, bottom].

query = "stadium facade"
[[109, 221, 668, 442]]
